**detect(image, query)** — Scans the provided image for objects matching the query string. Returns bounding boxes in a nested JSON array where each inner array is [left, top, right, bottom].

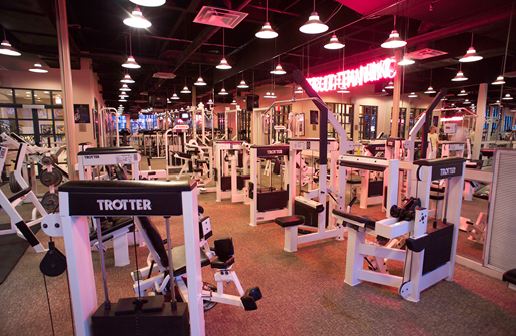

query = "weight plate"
[[40, 156, 54, 166], [41, 192, 59, 212], [40, 169, 63, 187]]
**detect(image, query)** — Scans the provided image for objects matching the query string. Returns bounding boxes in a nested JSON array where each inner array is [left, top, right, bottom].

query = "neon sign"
[[307, 58, 396, 92]]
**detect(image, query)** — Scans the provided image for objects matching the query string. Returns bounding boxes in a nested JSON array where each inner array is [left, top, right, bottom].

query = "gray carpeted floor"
[[0, 192, 515, 336]]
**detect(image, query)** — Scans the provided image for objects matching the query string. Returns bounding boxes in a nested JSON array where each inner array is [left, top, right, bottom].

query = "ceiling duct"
[[193, 6, 248, 29]]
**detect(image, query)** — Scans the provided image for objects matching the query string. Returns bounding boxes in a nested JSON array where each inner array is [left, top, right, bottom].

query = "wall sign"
[[307, 57, 397, 92]]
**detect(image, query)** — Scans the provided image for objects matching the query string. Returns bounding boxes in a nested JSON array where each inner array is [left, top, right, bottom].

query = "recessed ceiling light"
[[129, 0, 165, 7], [123, 7, 152, 29]]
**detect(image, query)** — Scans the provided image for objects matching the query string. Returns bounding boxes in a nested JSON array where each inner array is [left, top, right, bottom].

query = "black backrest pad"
[[137, 217, 168, 268], [406, 224, 454, 275]]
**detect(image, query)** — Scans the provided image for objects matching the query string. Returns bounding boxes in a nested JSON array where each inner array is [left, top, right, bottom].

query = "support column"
[[473, 83, 487, 160], [390, 49, 403, 137], [56, 0, 78, 179]]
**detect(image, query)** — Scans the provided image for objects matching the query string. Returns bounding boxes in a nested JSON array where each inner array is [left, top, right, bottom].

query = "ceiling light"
[[171, 93, 180, 100], [451, 70, 468, 82], [398, 55, 415, 66], [459, 46, 483, 63], [118, 98, 127, 102], [0, 39, 21, 56], [121, 74, 135, 83], [408, 92, 418, 98], [337, 87, 350, 93], [207, 99, 214, 105], [129, 0, 165, 7], [502, 93, 513, 100], [255, 22, 278, 39], [270, 63, 286, 75], [294, 86, 303, 94], [264, 91, 276, 99], [424, 86, 436, 94], [457, 89, 468, 96], [120, 84, 131, 91], [463, 99, 471, 104], [492, 75, 505, 85], [216, 57, 232, 70], [119, 93, 129, 98], [324, 34, 345, 50], [381, 30, 406, 49], [218, 87, 228, 95], [299, 12, 328, 34], [29, 63, 48, 73], [237, 79, 249, 89], [194, 76, 207, 86], [180, 86, 191, 94], [231, 99, 237, 105], [122, 55, 141, 69], [123, 7, 152, 29], [385, 81, 394, 89]]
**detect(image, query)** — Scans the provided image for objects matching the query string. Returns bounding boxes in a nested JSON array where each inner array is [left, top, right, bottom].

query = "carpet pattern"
[[0, 193, 514, 336]]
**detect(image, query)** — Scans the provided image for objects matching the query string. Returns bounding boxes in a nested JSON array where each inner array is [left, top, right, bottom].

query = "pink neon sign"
[[307, 58, 397, 92]]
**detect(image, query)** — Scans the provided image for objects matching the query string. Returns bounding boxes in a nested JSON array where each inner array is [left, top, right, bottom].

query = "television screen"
[[181, 113, 189, 119]]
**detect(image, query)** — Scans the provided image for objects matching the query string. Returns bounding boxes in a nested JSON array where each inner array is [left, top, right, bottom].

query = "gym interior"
[[0, 1, 515, 335]]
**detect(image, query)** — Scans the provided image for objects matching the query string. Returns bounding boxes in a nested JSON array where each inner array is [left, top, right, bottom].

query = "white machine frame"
[[214, 141, 249, 203]]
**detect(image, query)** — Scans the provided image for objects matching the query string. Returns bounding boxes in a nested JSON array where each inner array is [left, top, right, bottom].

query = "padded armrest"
[[332, 209, 376, 230]]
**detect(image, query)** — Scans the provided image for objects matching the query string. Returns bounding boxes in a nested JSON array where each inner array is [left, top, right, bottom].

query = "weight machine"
[[333, 156, 465, 302], [98, 107, 120, 148], [248, 144, 290, 226], [214, 141, 249, 203]]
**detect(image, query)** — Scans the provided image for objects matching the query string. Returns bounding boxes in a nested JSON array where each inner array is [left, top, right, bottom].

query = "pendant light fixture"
[[0, 30, 21, 56], [502, 93, 513, 100], [457, 89, 468, 96], [231, 99, 237, 105], [270, 61, 286, 75], [237, 79, 249, 89], [29, 63, 48, 73], [194, 65, 207, 86], [493, 12, 512, 85], [119, 98, 127, 102], [129, 0, 165, 7], [180, 85, 191, 94], [463, 99, 471, 104], [451, 65, 468, 82], [294, 86, 304, 94], [123, 6, 152, 29], [120, 84, 131, 91], [120, 73, 135, 83], [171, 92, 180, 100], [255, 0, 278, 39], [381, 15, 406, 49], [299, 0, 328, 34], [324, 34, 344, 50], [424, 86, 436, 94], [207, 99, 214, 105], [408, 92, 418, 98], [218, 87, 228, 95], [385, 81, 395, 89], [398, 48, 415, 66], [492, 75, 505, 85], [122, 34, 141, 69], [216, 29, 232, 70], [336, 42, 349, 93], [459, 33, 483, 63]]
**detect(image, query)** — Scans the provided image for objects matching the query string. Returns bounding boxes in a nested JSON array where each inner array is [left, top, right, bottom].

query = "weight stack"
[[91, 296, 189, 336]]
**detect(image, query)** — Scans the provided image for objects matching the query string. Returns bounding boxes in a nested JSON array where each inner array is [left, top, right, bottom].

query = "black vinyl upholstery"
[[502, 269, 516, 285], [275, 215, 305, 228], [332, 209, 376, 230]]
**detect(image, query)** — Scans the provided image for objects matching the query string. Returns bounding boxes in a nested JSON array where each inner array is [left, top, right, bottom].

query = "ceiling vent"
[[152, 72, 176, 79], [193, 6, 248, 29], [503, 70, 516, 78], [407, 48, 448, 60]]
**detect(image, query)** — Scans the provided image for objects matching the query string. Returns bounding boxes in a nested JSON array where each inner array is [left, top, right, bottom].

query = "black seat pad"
[[90, 217, 134, 241], [503, 269, 516, 284], [210, 256, 235, 269], [332, 209, 375, 230], [137, 217, 209, 275], [175, 152, 191, 159], [275, 215, 305, 228]]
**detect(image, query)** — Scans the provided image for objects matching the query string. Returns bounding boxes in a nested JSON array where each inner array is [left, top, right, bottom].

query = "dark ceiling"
[[0, 0, 515, 108]]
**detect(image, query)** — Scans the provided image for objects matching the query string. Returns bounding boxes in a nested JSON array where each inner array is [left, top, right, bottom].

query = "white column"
[[473, 83, 488, 160]]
